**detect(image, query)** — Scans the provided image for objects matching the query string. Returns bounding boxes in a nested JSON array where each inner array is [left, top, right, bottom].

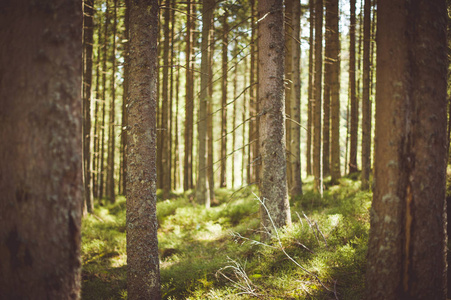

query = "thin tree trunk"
[[349, 0, 358, 174], [184, 0, 194, 191], [92, 14, 102, 199], [120, 0, 130, 196], [323, 0, 332, 179], [249, 0, 258, 185], [162, 0, 171, 199], [306, 0, 314, 176], [361, 0, 371, 190], [0, 1, 83, 297], [207, 22, 215, 201], [285, 0, 293, 190], [366, 0, 447, 298], [220, 11, 229, 188], [127, 0, 161, 298], [242, 55, 248, 186], [313, 0, 323, 194], [196, 0, 214, 207], [106, 0, 117, 203], [258, 0, 291, 241], [83, 0, 94, 212], [329, 0, 341, 184], [232, 40, 238, 189], [291, 0, 303, 196]]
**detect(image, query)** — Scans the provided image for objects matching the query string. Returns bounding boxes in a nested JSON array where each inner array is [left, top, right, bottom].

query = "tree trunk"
[[306, 0, 314, 177], [196, 0, 214, 207], [120, 0, 130, 196], [329, 0, 341, 184], [313, 0, 323, 194], [127, 0, 161, 298], [349, 0, 358, 174], [220, 11, 229, 188], [323, 0, 332, 179], [291, 0, 303, 196], [361, 0, 371, 190], [258, 0, 291, 241], [83, 0, 94, 212], [285, 0, 293, 190], [249, 0, 259, 185], [92, 14, 102, 199], [207, 23, 215, 201], [366, 0, 447, 298], [106, 0, 117, 203], [0, 1, 83, 297], [162, 0, 171, 199], [184, 0, 194, 191]]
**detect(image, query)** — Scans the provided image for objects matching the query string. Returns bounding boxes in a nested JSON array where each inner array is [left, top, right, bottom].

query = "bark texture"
[[361, 0, 371, 190], [0, 1, 83, 298], [366, 1, 447, 298], [127, 1, 161, 298], [258, 0, 291, 240], [196, 0, 214, 207], [349, 0, 358, 174], [328, 0, 341, 184], [306, 0, 314, 176], [313, 0, 323, 193]]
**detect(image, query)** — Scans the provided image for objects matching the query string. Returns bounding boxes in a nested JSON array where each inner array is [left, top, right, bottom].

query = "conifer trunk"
[[349, 0, 358, 174]]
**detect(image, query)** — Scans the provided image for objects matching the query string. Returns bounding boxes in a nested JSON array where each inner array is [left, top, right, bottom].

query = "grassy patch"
[[81, 179, 371, 299]]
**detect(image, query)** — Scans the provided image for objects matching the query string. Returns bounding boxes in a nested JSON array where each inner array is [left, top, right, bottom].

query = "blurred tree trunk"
[[328, 0, 341, 184], [313, 0, 323, 193], [291, 0, 303, 196], [349, 0, 358, 174], [120, 0, 130, 196], [106, 0, 117, 203], [361, 0, 371, 190], [162, 0, 171, 199], [220, 10, 229, 188], [184, 0, 195, 191], [366, 0, 447, 298], [83, 0, 94, 212], [307, 0, 314, 176], [127, 0, 161, 298], [232, 40, 238, 189], [323, 0, 331, 179], [258, 0, 291, 241], [196, 0, 214, 207], [285, 0, 293, 190], [0, 1, 83, 297], [207, 22, 215, 201]]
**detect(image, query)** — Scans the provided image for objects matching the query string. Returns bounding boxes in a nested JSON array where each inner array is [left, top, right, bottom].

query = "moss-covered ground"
[[81, 176, 371, 299]]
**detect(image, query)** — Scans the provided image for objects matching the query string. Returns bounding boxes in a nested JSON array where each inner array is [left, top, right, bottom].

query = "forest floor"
[[81, 176, 371, 300]]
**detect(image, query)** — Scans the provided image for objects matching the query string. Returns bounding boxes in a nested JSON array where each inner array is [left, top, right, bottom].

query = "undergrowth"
[[81, 177, 371, 299]]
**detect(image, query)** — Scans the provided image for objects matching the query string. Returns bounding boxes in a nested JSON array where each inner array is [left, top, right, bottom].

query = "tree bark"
[[285, 0, 294, 190], [0, 1, 83, 297], [366, 0, 447, 298], [220, 11, 229, 188], [106, 0, 117, 203], [291, 0, 303, 196], [127, 0, 161, 298], [307, 0, 314, 176], [162, 0, 171, 199], [196, 0, 214, 207], [361, 0, 371, 190], [313, 0, 323, 193], [328, 0, 341, 184], [349, 0, 358, 174], [258, 0, 291, 241], [83, 0, 94, 212], [323, 0, 332, 179]]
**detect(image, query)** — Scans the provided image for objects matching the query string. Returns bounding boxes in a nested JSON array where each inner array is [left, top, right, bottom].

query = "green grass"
[[81, 178, 371, 299]]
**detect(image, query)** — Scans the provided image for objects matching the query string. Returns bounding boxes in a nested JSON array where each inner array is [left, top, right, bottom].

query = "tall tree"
[[365, 0, 447, 298], [285, 0, 294, 189], [361, 0, 371, 190], [313, 0, 323, 193], [329, 0, 341, 184], [306, 0, 314, 176], [106, 0, 117, 203], [258, 0, 291, 240], [196, 0, 214, 207], [127, 0, 161, 298], [120, 0, 130, 196], [162, 0, 171, 199], [349, 0, 358, 174], [184, 0, 195, 191], [291, 0, 303, 196], [0, 1, 83, 297], [83, 0, 94, 212], [323, 0, 332, 178], [207, 22, 215, 202], [220, 10, 229, 188]]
